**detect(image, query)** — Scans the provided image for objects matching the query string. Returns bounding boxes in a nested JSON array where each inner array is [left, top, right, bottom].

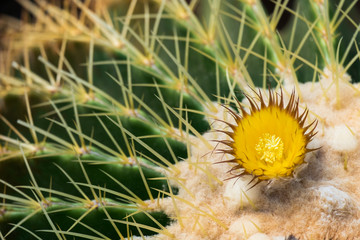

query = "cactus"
[[1, 0, 360, 239]]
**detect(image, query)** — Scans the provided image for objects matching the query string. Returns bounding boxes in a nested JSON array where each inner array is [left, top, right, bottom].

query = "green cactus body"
[[0, 197, 170, 240], [1, 0, 360, 239]]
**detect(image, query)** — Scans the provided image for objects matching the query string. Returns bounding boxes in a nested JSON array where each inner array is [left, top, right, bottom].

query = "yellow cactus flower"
[[218, 89, 318, 185]]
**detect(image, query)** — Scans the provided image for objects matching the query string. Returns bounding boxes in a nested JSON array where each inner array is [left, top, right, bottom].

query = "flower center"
[[255, 133, 284, 164]]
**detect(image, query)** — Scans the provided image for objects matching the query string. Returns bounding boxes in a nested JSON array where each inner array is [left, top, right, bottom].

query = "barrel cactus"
[[1, 0, 360, 239]]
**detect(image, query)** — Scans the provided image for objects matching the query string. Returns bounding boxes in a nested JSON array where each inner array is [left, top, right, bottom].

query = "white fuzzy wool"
[[224, 176, 262, 211], [324, 124, 358, 152], [314, 185, 357, 219], [228, 216, 261, 239], [247, 233, 272, 240]]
